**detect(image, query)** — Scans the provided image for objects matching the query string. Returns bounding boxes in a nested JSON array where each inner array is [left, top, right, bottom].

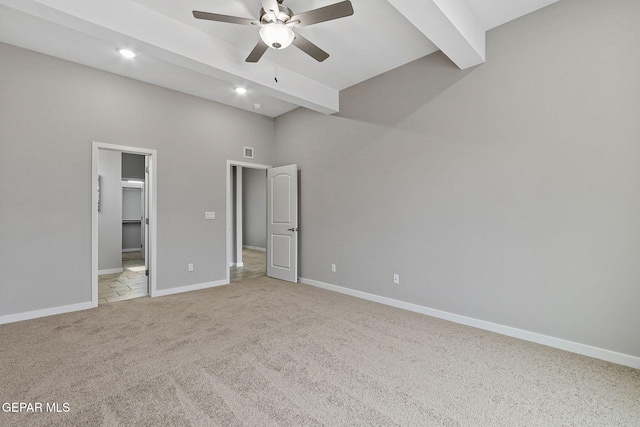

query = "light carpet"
[[1, 276, 638, 426]]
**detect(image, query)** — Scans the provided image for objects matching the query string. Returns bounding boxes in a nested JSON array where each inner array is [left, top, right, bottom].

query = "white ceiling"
[[0, 0, 559, 117]]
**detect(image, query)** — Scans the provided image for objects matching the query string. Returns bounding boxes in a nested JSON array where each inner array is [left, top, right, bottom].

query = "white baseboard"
[[0, 301, 96, 325], [243, 245, 266, 251], [299, 277, 640, 370], [0, 279, 228, 325], [230, 262, 244, 267], [98, 268, 123, 275], [153, 279, 228, 298], [122, 248, 141, 253]]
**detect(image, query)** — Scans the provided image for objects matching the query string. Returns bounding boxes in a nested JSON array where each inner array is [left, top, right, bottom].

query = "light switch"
[[205, 211, 215, 220]]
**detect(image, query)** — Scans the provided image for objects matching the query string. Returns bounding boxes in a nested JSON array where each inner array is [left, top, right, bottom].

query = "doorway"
[[92, 142, 157, 306], [226, 161, 299, 284], [96, 162, 146, 303], [228, 162, 269, 283]]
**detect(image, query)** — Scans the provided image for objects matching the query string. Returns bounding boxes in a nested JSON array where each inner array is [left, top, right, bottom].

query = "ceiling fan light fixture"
[[259, 23, 295, 49]]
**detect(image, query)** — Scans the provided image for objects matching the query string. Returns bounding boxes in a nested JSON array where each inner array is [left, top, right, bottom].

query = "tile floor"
[[98, 252, 147, 304], [98, 248, 265, 304], [230, 248, 266, 282]]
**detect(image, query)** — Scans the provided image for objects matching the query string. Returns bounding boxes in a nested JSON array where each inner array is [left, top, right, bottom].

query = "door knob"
[[287, 227, 298, 232]]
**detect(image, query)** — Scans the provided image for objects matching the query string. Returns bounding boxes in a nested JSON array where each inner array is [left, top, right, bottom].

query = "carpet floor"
[[1, 276, 638, 426]]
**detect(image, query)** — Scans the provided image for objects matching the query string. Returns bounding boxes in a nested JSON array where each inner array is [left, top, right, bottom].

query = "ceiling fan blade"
[[292, 33, 329, 62], [193, 11, 257, 26], [290, 1, 354, 28], [260, 0, 280, 15], [246, 39, 269, 63]]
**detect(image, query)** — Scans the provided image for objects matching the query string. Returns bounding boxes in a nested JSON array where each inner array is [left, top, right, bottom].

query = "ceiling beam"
[[387, 0, 485, 70], [1, 0, 339, 114]]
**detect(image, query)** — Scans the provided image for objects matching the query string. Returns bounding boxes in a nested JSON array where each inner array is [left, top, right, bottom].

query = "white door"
[[267, 164, 298, 282], [143, 156, 149, 282]]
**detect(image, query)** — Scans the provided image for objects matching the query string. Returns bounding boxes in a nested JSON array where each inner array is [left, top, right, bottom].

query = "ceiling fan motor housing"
[[260, 4, 293, 25]]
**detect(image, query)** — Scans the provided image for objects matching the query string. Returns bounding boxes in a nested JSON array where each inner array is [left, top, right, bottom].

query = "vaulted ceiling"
[[0, 0, 558, 117]]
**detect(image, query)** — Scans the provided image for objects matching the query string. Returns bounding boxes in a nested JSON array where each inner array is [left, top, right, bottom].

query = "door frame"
[[92, 141, 158, 305], [226, 160, 271, 284]]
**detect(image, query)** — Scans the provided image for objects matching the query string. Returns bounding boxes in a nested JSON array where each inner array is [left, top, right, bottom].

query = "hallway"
[[230, 248, 266, 282]]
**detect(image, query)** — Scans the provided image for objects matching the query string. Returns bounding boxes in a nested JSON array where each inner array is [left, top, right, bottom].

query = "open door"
[[267, 164, 298, 282], [143, 156, 150, 287]]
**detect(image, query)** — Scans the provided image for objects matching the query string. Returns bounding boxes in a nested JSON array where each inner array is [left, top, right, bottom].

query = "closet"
[[122, 185, 143, 254], [121, 153, 146, 259]]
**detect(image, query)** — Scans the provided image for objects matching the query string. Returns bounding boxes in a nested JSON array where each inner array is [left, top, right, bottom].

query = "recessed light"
[[254, 103, 262, 109], [118, 48, 137, 59], [235, 87, 248, 95]]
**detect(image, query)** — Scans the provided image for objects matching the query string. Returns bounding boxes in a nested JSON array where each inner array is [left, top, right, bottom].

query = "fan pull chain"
[[274, 48, 278, 83]]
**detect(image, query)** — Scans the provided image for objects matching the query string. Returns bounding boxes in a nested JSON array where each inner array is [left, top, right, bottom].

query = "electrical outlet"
[[188, 263, 194, 272], [331, 264, 336, 273], [393, 274, 400, 284]]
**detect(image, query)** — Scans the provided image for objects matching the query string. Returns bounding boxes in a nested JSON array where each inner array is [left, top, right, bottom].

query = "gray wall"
[[273, 0, 640, 358], [0, 42, 274, 316], [97, 150, 122, 271], [243, 168, 267, 249]]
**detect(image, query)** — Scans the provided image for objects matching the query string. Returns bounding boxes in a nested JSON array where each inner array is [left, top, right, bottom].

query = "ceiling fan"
[[193, 0, 354, 63]]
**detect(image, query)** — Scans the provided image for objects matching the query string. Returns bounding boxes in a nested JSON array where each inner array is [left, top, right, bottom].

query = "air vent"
[[243, 147, 254, 159]]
